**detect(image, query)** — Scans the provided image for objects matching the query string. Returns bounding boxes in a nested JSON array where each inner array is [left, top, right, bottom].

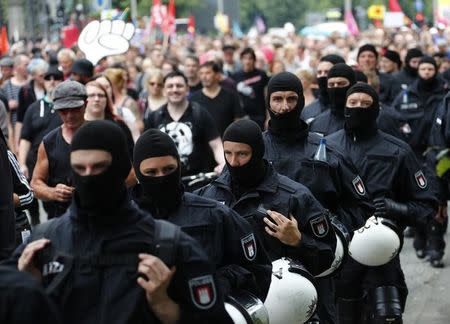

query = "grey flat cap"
[[53, 80, 87, 110]]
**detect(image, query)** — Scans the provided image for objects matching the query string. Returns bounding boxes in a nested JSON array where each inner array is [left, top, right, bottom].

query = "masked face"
[[344, 92, 378, 131], [224, 141, 261, 188], [327, 77, 351, 114], [137, 155, 182, 211], [71, 149, 123, 212]]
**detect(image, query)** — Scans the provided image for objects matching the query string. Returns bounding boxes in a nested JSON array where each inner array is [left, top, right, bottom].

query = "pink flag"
[[345, 10, 359, 36]]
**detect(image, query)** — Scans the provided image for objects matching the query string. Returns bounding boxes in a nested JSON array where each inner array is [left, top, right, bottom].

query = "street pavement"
[[402, 231, 450, 323]]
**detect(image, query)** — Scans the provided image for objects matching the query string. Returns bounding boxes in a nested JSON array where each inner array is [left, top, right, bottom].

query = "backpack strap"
[[154, 219, 181, 267]]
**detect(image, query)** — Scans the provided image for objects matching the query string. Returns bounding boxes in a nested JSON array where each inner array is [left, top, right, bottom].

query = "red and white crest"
[[352, 176, 366, 196], [310, 215, 330, 238], [414, 170, 427, 189], [241, 233, 257, 261], [189, 275, 217, 310]]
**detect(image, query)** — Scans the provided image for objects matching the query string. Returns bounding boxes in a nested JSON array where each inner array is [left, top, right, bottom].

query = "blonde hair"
[[104, 68, 126, 91], [296, 69, 316, 87]]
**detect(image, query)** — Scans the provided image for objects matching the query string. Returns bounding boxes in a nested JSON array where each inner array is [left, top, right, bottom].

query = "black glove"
[[373, 197, 409, 223]]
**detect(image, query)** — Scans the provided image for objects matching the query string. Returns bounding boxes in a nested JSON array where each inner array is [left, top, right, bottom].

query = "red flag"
[[163, 0, 176, 34], [389, 0, 403, 12], [188, 15, 196, 36], [150, 0, 164, 29], [0, 26, 10, 55]]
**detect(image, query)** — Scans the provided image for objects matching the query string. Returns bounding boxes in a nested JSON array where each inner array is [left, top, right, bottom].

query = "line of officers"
[[0, 54, 448, 324]]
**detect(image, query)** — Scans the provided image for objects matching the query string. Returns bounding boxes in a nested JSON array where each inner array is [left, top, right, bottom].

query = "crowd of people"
[[0, 22, 449, 323]]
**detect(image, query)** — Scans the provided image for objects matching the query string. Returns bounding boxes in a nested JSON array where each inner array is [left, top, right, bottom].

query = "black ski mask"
[[223, 119, 267, 192], [417, 56, 438, 91], [327, 63, 356, 116], [267, 71, 304, 132], [404, 48, 423, 76], [133, 129, 182, 216], [71, 120, 131, 223], [344, 83, 379, 135], [317, 55, 346, 105]]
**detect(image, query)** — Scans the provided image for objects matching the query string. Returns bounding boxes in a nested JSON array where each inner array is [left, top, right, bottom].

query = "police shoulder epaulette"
[[185, 199, 216, 208], [277, 181, 297, 194]]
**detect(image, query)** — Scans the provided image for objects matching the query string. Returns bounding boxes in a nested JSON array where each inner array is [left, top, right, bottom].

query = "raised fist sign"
[[78, 20, 135, 65]]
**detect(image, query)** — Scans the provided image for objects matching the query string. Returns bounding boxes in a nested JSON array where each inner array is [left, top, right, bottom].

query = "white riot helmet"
[[264, 258, 318, 324], [316, 217, 350, 278], [348, 216, 402, 267], [224, 291, 269, 324]]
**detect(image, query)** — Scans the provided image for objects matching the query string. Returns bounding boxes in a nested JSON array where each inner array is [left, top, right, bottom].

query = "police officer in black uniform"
[[196, 119, 336, 276], [386, 56, 447, 263], [263, 71, 373, 323], [0, 266, 61, 323], [391, 48, 423, 95], [132, 128, 272, 300], [309, 64, 356, 137], [301, 54, 346, 124], [14, 120, 232, 324], [326, 83, 438, 323]]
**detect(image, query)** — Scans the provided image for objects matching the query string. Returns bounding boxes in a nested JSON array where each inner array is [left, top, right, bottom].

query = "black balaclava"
[[317, 54, 346, 105], [417, 56, 438, 91], [267, 72, 304, 133], [404, 48, 423, 76], [71, 120, 131, 224], [133, 129, 182, 217], [327, 63, 356, 116], [222, 119, 267, 195], [344, 83, 380, 136], [383, 50, 402, 70]]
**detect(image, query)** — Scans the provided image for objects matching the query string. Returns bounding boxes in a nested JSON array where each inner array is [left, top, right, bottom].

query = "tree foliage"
[[239, 0, 434, 30]]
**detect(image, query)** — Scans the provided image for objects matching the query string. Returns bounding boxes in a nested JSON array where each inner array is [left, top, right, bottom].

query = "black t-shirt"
[[190, 88, 245, 136], [20, 98, 62, 174], [231, 68, 269, 125], [145, 102, 219, 176], [42, 127, 72, 219], [188, 81, 203, 95]]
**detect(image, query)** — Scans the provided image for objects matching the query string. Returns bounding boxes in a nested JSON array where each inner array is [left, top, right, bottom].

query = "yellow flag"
[[368, 5, 385, 20]]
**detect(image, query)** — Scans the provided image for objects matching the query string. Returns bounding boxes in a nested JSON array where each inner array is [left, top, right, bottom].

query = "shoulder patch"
[[352, 176, 366, 196], [310, 215, 330, 238], [185, 201, 216, 208], [241, 233, 257, 261], [414, 170, 428, 189], [278, 181, 297, 194], [189, 275, 217, 310]]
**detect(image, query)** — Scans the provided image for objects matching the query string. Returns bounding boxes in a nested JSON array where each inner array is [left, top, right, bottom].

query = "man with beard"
[[196, 119, 336, 277], [301, 54, 345, 124], [262, 71, 372, 324], [132, 128, 271, 300], [387, 56, 447, 266], [309, 64, 356, 137], [12, 120, 232, 324], [326, 83, 437, 323]]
